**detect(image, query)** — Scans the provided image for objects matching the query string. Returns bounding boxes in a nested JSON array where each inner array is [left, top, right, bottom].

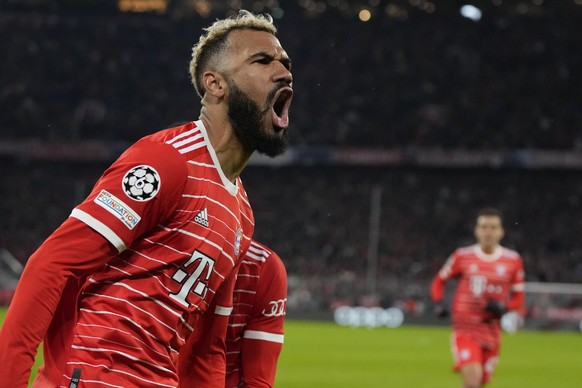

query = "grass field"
[[276, 321, 582, 387], [2, 308, 581, 387]]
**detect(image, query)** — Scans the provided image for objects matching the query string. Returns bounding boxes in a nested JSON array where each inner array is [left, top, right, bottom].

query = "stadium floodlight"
[[460, 4, 482, 21]]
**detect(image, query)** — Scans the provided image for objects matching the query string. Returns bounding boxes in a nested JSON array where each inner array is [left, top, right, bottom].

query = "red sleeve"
[[241, 252, 287, 388], [0, 218, 118, 387], [0, 140, 187, 387], [430, 275, 447, 303], [507, 258, 526, 313], [72, 139, 187, 251], [506, 291, 524, 312], [430, 253, 459, 303]]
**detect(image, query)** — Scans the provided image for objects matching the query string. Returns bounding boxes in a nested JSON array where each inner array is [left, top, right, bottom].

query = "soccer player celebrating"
[[430, 208, 525, 388], [0, 10, 293, 388]]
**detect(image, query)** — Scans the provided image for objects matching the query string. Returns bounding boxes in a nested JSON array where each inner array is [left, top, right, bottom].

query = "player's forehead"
[[476, 215, 502, 226], [226, 29, 287, 61]]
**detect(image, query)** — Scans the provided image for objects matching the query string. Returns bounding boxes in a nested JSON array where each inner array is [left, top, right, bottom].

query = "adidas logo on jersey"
[[194, 208, 209, 227]]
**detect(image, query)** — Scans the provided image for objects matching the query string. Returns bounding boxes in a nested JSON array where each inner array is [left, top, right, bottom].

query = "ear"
[[202, 71, 226, 98]]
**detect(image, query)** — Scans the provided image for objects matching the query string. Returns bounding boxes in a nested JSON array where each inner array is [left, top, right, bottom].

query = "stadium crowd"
[[2, 163, 581, 310], [1, 2, 582, 148]]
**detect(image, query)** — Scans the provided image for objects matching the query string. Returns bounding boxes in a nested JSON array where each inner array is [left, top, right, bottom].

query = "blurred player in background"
[[0, 10, 293, 387], [178, 240, 287, 387], [430, 207, 525, 388]]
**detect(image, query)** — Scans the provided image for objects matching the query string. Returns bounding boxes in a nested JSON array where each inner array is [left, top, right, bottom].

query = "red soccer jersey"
[[176, 261, 242, 388], [225, 241, 287, 388], [0, 121, 254, 387], [432, 244, 525, 348]]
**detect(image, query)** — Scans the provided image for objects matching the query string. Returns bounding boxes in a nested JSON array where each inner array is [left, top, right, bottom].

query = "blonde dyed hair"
[[189, 10, 277, 97]]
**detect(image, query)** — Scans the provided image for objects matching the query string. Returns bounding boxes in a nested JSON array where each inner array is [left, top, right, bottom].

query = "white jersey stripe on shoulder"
[[65, 361, 177, 388], [249, 240, 264, 250], [187, 160, 216, 169], [246, 251, 266, 262], [172, 133, 203, 148], [165, 127, 200, 145], [243, 330, 284, 344], [70, 209, 126, 252], [248, 243, 269, 257], [178, 141, 206, 154]]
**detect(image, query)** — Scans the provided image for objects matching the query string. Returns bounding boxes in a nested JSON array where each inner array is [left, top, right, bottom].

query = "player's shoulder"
[[144, 120, 198, 143], [500, 246, 522, 260], [139, 120, 208, 159], [246, 241, 286, 277], [454, 245, 477, 257]]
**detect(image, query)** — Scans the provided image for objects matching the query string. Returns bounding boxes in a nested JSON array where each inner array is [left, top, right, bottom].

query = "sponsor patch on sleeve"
[[94, 189, 141, 230]]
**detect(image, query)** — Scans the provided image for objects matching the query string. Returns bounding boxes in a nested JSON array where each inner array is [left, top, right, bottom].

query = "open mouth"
[[271, 87, 293, 131]]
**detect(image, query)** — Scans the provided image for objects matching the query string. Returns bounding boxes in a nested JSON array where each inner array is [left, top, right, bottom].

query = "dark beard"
[[227, 79, 289, 157]]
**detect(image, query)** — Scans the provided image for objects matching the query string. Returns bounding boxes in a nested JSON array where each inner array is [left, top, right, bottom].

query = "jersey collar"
[[195, 120, 239, 196], [474, 244, 503, 262]]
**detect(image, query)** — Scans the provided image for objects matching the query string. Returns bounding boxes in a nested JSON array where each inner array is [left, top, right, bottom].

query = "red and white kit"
[[0, 121, 254, 388], [225, 240, 287, 388], [431, 244, 525, 383]]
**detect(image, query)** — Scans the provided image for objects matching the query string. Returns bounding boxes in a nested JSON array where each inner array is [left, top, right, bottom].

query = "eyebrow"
[[249, 51, 292, 70]]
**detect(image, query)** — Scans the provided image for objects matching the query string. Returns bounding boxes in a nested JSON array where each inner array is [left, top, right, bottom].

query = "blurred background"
[[1, 0, 582, 332]]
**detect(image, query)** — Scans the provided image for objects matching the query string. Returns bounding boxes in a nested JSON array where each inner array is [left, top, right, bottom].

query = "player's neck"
[[479, 244, 497, 255], [200, 113, 253, 183]]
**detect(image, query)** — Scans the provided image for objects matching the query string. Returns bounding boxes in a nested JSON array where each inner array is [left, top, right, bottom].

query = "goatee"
[[227, 79, 289, 157]]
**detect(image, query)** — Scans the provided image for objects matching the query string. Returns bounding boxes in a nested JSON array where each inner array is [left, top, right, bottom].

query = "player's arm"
[[507, 258, 526, 312], [430, 253, 459, 317], [240, 253, 287, 388], [0, 218, 118, 386], [484, 258, 526, 319], [0, 141, 186, 386]]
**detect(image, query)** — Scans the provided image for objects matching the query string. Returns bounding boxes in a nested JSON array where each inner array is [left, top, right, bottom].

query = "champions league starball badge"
[[122, 165, 161, 201]]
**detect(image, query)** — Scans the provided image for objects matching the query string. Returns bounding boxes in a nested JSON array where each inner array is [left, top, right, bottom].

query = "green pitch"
[[1, 309, 581, 387], [276, 321, 582, 388]]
